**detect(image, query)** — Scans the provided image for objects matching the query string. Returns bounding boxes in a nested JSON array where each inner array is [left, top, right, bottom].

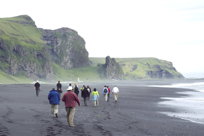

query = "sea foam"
[[155, 81, 204, 124]]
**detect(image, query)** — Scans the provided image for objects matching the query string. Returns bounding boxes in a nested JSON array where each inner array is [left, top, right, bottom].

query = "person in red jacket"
[[62, 86, 80, 127]]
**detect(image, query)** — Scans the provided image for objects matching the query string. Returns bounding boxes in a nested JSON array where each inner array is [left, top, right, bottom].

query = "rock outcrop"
[[99, 56, 124, 79]]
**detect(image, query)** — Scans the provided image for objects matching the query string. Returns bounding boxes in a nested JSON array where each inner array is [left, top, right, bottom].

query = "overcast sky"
[[1, 0, 204, 78]]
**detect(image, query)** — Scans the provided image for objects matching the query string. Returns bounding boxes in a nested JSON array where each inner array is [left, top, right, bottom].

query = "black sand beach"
[[0, 82, 204, 136]]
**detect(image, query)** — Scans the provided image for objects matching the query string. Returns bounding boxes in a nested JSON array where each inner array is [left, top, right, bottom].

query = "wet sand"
[[0, 82, 204, 136]]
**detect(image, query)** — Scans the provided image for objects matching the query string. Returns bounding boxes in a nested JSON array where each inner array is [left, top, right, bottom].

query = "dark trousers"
[[83, 97, 88, 106]]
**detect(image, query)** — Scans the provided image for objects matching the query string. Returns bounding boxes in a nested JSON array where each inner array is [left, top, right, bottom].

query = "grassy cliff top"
[[90, 57, 182, 79], [90, 57, 172, 65], [0, 15, 44, 49]]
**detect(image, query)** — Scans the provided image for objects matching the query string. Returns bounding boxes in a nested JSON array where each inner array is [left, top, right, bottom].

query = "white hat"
[[67, 86, 73, 90]]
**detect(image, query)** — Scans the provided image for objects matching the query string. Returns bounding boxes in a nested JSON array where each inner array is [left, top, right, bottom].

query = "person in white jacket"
[[112, 86, 119, 102]]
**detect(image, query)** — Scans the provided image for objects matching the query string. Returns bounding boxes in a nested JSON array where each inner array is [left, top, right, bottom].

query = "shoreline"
[[158, 89, 204, 125]]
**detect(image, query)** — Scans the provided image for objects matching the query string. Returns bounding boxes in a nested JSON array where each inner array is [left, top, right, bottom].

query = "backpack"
[[104, 88, 108, 93]]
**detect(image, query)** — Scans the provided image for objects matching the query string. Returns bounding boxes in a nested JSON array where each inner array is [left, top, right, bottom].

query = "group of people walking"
[[34, 81, 119, 127]]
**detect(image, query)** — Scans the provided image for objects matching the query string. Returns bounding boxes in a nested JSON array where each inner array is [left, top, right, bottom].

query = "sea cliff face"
[[0, 42, 52, 78], [0, 15, 89, 79], [40, 28, 89, 69]]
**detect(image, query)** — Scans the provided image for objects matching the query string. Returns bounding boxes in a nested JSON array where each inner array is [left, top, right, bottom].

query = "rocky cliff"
[[146, 64, 183, 78], [0, 15, 89, 79], [0, 41, 52, 78], [40, 28, 89, 69]]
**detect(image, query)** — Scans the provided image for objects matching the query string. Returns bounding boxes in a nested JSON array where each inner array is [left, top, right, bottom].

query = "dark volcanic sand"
[[0, 82, 204, 136]]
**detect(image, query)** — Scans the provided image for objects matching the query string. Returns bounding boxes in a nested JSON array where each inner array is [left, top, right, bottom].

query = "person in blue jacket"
[[48, 88, 60, 118]]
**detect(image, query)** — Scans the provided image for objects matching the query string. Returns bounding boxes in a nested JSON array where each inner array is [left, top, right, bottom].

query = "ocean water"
[[153, 81, 204, 125]]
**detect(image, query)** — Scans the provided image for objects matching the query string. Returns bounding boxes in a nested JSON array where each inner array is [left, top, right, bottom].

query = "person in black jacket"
[[81, 85, 89, 106], [73, 84, 79, 96], [34, 81, 40, 96], [56, 81, 62, 90], [56, 81, 62, 96]]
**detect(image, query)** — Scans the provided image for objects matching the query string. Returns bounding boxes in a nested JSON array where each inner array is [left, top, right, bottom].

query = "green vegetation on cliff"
[[90, 57, 183, 79], [0, 15, 44, 49], [52, 63, 100, 81], [0, 71, 32, 84]]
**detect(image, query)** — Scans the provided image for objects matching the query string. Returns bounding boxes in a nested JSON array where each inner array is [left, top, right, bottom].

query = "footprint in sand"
[[2, 107, 14, 124], [94, 124, 113, 136], [71, 124, 91, 136], [0, 123, 10, 136]]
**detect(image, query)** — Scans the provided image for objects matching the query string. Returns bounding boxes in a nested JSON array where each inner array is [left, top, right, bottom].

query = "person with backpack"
[[103, 86, 108, 102], [112, 86, 119, 102], [87, 85, 92, 100], [81, 85, 89, 106], [48, 88, 60, 118], [107, 86, 111, 102], [34, 81, 40, 96], [91, 88, 100, 106]]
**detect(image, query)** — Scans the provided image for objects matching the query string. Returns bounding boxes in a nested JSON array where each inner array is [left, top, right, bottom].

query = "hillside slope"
[[90, 57, 184, 79]]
